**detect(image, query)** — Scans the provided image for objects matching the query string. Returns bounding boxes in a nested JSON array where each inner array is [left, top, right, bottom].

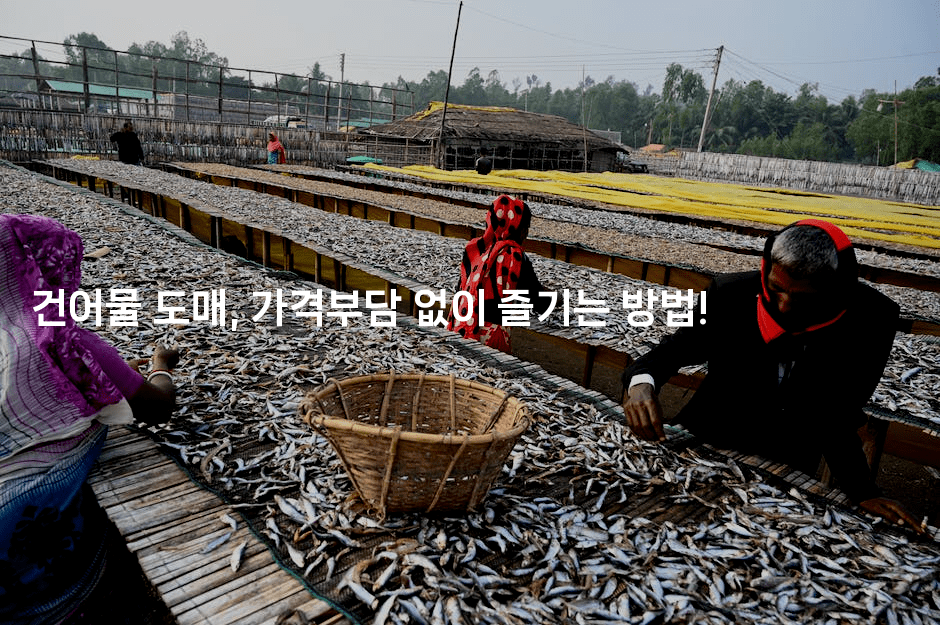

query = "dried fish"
[[230, 540, 248, 573], [5, 160, 940, 625]]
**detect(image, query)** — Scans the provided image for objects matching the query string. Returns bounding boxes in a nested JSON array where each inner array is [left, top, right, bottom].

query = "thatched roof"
[[361, 102, 621, 152]]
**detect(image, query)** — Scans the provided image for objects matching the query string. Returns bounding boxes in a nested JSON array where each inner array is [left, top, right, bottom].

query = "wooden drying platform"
[[87, 425, 350, 625], [83, 423, 850, 625], [178, 162, 940, 296], [25, 158, 940, 471]]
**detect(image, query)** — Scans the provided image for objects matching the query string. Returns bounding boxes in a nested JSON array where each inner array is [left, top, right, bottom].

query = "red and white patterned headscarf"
[[447, 195, 531, 346]]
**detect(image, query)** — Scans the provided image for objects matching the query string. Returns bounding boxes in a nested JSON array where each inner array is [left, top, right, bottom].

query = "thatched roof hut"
[[359, 102, 624, 172]]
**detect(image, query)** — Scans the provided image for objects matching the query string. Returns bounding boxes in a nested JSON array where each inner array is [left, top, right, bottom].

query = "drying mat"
[[132, 318, 925, 625]]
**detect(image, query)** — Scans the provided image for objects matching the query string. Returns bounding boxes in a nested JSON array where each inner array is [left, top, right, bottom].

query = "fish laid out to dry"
[[44, 160, 940, 430], [4, 162, 939, 625]]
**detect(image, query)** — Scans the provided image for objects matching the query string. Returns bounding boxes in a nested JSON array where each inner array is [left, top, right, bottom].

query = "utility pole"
[[439, 0, 462, 169], [581, 65, 588, 172], [877, 80, 905, 165], [697, 45, 723, 153], [338, 53, 345, 130]]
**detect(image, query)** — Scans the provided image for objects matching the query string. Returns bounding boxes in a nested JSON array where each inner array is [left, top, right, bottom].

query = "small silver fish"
[[230, 540, 248, 573]]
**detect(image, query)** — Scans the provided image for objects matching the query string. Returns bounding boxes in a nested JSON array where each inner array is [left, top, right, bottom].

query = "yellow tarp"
[[413, 101, 522, 121], [363, 164, 940, 250]]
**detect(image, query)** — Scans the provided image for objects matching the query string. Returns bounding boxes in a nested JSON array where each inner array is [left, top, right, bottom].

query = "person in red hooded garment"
[[266, 132, 287, 164], [447, 194, 553, 354], [621, 219, 924, 532]]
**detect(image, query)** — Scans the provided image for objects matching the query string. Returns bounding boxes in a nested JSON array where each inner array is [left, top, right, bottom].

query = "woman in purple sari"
[[0, 215, 179, 623]]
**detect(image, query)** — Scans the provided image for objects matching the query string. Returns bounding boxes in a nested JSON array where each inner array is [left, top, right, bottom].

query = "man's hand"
[[622, 383, 666, 442], [859, 497, 927, 535]]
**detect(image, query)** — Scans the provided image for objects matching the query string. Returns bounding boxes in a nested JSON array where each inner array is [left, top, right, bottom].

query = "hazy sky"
[[3, 0, 938, 102]]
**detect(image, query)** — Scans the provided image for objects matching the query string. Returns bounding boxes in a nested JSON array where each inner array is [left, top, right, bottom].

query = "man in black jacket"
[[622, 219, 923, 531], [475, 147, 493, 175], [109, 121, 144, 165]]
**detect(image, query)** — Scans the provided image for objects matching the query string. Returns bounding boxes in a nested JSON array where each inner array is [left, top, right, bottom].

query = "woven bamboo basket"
[[299, 372, 529, 516]]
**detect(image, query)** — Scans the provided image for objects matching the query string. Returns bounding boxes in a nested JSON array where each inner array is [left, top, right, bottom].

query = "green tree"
[[0, 48, 36, 96], [64, 33, 114, 85], [483, 70, 512, 106], [901, 82, 940, 162], [781, 121, 839, 161], [659, 64, 706, 147], [453, 67, 486, 104], [846, 94, 893, 164]]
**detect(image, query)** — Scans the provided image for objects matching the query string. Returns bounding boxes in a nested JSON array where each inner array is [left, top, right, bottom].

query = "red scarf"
[[447, 195, 530, 344], [757, 219, 854, 343]]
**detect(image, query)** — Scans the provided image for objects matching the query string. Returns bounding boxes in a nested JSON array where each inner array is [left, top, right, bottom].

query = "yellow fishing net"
[[363, 164, 940, 250]]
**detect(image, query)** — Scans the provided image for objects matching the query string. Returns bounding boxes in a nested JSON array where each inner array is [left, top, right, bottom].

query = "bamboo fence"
[[0, 109, 431, 167], [678, 151, 940, 206]]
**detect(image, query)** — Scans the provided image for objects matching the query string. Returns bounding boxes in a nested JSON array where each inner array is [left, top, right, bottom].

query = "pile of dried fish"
[[44, 159, 940, 429], [81, 160, 940, 319], [2, 163, 939, 624], [264, 162, 940, 278]]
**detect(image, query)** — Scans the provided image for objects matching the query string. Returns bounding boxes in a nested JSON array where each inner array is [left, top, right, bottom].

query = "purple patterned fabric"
[[0, 215, 124, 460]]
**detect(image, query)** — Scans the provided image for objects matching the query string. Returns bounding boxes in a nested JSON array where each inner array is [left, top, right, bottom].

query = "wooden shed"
[[358, 101, 624, 172]]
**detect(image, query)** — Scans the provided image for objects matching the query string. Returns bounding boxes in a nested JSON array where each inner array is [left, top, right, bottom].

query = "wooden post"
[[243, 225, 255, 261], [262, 231, 271, 267], [217, 66, 224, 120], [151, 61, 159, 119], [113, 50, 121, 115], [30, 43, 42, 108], [282, 239, 292, 271], [438, 1, 463, 169], [82, 49, 91, 112], [582, 345, 597, 388], [305, 76, 312, 127], [185, 61, 190, 122], [210, 215, 219, 248]]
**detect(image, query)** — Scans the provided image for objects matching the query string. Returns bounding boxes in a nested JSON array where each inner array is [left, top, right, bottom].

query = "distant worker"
[[621, 219, 924, 532], [267, 132, 287, 165], [447, 195, 553, 354], [475, 147, 492, 175], [109, 121, 144, 165]]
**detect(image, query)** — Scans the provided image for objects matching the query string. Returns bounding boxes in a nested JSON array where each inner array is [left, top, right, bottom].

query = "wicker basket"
[[299, 372, 529, 516]]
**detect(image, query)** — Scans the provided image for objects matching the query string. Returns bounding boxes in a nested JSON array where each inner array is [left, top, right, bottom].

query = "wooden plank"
[[87, 426, 344, 625], [87, 457, 177, 500], [230, 596, 337, 625], [126, 505, 233, 554], [174, 574, 317, 625], [141, 527, 269, 593], [884, 421, 940, 470], [100, 482, 220, 534], [156, 539, 272, 603]]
